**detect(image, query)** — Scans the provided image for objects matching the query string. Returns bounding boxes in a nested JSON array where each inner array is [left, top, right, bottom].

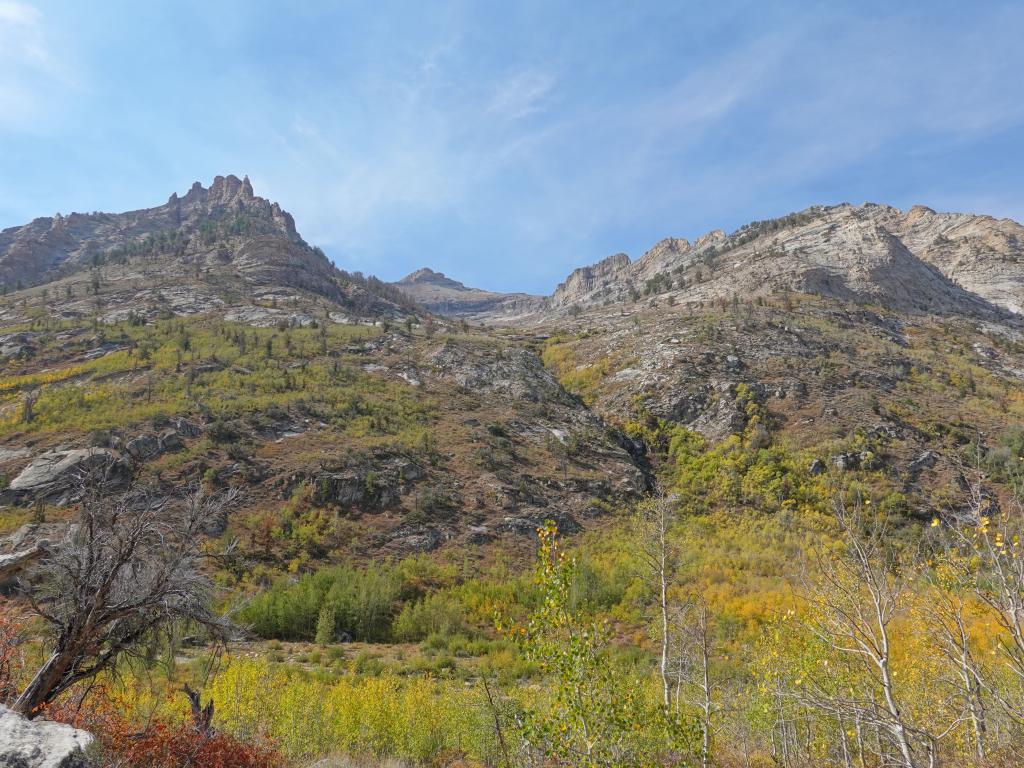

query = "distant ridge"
[[394, 203, 1024, 324], [393, 267, 542, 318]]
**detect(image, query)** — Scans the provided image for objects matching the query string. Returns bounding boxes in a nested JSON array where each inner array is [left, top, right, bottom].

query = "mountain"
[[392, 267, 542, 320], [0, 177, 648, 564], [430, 203, 1024, 325], [0, 174, 416, 327], [3, 180, 1024, 768]]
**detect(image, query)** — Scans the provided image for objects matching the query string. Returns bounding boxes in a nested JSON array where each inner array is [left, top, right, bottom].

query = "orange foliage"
[[58, 700, 284, 768]]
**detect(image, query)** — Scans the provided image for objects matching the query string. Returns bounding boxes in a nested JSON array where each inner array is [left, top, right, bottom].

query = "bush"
[[392, 592, 467, 643], [241, 563, 403, 642], [207, 658, 497, 763], [315, 605, 337, 645]]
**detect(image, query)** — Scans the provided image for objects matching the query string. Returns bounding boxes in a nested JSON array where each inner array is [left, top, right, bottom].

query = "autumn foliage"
[[59, 699, 283, 768]]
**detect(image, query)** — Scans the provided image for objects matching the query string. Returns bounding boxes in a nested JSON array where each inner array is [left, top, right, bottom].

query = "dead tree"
[[637, 494, 717, 767], [944, 457, 1024, 732], [183, 683, 215, 735], [801, 496, 928, 768], [20, 388, 38, 424], [924, 587, 988, 763], [672, 594, 715, 768], [11, 473, 237, 718]]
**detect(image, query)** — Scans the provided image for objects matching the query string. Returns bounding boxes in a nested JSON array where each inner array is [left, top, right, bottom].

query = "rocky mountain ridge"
[[0, 175, 301, 287], [395, 203, 1024, 324], [0, 175, 416, 326]]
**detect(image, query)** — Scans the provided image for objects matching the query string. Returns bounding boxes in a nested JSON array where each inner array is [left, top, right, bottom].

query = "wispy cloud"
[[1, 1, 1023, 293], [487, 70, 557, 121], [0, 1, 75, 130]]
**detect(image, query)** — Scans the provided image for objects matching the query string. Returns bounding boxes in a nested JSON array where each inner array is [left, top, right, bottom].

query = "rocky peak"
[[398, 268, 468, 290], [694, 229, 727, 249], [176, 174, 277, 221], [634, 237, 693, 280], [550, 252, 632, 308], [0, 174, 311, 291], [556, 252, 631, 289]]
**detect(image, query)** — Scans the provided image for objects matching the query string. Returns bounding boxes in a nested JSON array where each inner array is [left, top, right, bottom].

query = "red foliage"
[[59, 702, 284, 768]]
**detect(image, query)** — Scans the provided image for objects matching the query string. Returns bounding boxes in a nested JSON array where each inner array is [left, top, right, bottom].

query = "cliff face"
[[887, 205, 1024, 316]]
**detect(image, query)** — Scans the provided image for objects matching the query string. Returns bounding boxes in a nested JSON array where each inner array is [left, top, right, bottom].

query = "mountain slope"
[[0, 179, 648, 567], [2, 185, 1022, 565]]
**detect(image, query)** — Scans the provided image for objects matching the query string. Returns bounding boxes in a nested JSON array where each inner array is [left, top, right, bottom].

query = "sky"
[[1, 1, 1023, 294]]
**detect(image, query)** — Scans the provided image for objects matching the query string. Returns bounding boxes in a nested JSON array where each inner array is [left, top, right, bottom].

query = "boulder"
[[7, 448, 128, 501], [832, 453, 859, 471], [387, 526, 445, 553], [465, 524, 495, 545], [0, 705, 93, 767], [170, 417, 204, 437], [908, 450, 938, 475], [808, 458, 826, 476], [832, 451, 881, 472], [125, 433, 161, 461], [0, 545, 45, 584], [158, 430, 184, 453], [724, 354, 744, 371]]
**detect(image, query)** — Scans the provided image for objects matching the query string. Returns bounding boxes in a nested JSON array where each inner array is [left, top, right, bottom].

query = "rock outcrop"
[[5, 448, 128, 503], [0, 706, 93, 768]]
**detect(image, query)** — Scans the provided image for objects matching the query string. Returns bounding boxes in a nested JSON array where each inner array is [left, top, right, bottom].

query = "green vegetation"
[[0, 318, 443, 464], [2, 293, 1023, 766]]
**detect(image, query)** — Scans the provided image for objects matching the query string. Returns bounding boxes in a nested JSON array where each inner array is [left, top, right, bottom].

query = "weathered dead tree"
[[800, 496, 930, 768], [11, 469, 237, 718], [183, 683, 215, 735], [635, 494, 680, 710]]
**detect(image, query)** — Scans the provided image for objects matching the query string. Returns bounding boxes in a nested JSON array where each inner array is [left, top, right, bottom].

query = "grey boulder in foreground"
[[0, 706, 93, 768]]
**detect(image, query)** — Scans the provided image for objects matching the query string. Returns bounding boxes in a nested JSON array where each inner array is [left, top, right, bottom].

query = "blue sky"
[[2, 1, 1023, 294]]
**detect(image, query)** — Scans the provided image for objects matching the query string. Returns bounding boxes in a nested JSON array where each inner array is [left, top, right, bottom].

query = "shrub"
[[70, 706, 282, 768], [392, 592, 467, 643], [56, 696, 284, 768], [316, 605, 337, 645], [242, 563, 403, 642]]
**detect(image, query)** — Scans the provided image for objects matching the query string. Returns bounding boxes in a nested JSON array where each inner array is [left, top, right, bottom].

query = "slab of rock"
[[158, 430, 184, 452], [0, 545, 45, 583], [0, 705, 93, 768], [7, 448, 127, 501], [170, 417, 203, 437], [0, 447, 31, 463]]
